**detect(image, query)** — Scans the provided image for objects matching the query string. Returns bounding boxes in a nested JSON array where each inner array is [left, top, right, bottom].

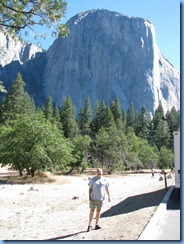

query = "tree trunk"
[[18, 167, 23, 176], [30, 169, 36, 177]]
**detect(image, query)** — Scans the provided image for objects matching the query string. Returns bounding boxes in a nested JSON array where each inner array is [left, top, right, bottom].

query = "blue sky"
[[23, 0, 180, 71]]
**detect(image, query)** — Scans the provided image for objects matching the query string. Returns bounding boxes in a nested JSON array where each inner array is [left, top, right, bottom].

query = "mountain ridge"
[[0, 9, 180, 115]]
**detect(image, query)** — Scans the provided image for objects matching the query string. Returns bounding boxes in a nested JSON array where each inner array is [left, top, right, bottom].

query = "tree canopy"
[[0, 72, 36, 123], [0, 73, 180, 175], [0, 114, 74, 176], [0, 0, 69, 40]]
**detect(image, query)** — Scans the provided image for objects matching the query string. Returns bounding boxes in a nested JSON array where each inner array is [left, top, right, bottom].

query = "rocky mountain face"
[[0, 32, 43, 67], [0, 9, 180, 114]]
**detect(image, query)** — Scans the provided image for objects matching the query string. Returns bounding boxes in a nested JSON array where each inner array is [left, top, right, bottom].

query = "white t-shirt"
[[88, 176, 109, 201]]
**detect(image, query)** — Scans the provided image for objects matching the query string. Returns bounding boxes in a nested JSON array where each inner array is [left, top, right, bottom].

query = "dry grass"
[[0, 166, 168, 185], [0, 173, 55, 184]]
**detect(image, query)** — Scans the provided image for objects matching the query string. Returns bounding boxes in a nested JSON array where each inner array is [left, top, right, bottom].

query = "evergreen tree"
[[127, 102, 136, 129], [24, 92, 37, 115], [91, 101, 115, 134], [153, 120, 171, 150], [97, 101, 107, 129], [60, 96, 78, 138], [78, 97, 92, 136], [136, 105, 151, 140], [121, 111, 127, 132], [0, 97, 6, 124], [53, 105, 63, 131], [110, 97, 123, 130], [1, 73, 36, 123], [44, 96, 54, 121], [165, 107, 180, 149], [104, 106, 116, 130], [152, 100, 165, 130], [166, 107, 180, 132], [53, 105, 60, 122], [90, 101, 100, 135], [149, 101, 171, 150]]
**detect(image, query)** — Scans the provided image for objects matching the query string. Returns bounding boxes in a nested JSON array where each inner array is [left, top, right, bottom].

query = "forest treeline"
[[0, 73, 180, 176]]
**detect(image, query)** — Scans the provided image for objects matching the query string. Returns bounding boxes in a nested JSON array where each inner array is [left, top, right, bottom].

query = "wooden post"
[[161, 169, 167, 190], [164, 173, 167, 190]]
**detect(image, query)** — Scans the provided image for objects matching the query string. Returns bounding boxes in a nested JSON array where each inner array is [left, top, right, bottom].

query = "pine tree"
[[127, 102, 136, 129], [110, 97, 123, 130], [165, 106, 180, 149], [97, 101, 107, 129], [44, 96, 54, 121], [0, 97, 6, 124], [121, 111, 127, 132], [103, 106, 116, 131], [91, 101, 115, 134], [153, 120, 171, 150], [23, 92, 36, 116], [149, 101, 171, 150], [152, 100, 165, 130], [1, 73, 35, 123], [60, 96, 78, 138], [136, 105, 151, 140], [78, 97, 92, 136], [53, 105, 63, 131], [166, 107, 180, 133], [110, 98, 122, 121], [90, 101, 99, 136], [53, 105, 60, 123]]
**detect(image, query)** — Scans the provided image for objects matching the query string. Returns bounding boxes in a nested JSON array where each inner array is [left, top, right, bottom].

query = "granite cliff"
[[0, 32, 43, 67], [0, 9, 180, 114]]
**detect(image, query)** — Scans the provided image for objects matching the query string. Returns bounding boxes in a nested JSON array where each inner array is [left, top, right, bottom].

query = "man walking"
[[87, 168, 110, 232]]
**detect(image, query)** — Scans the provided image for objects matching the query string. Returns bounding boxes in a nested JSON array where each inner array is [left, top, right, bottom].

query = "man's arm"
[[89, 187, 93, 201], [105, 186, 111, 202]]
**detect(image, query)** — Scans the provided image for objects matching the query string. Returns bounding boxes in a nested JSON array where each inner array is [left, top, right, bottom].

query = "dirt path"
[[0, 170, 174, 240]]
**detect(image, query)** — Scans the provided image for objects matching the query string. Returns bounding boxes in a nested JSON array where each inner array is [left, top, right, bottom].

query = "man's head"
[[96, 168, 103, 178]]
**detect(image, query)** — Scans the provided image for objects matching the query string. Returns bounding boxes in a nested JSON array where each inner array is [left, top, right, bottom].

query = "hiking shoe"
[[87, 225, 92, 232], [95, 224, 101, 230]]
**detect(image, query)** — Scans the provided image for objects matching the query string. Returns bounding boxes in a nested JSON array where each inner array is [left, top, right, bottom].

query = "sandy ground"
[[0, 168, 175, 240]]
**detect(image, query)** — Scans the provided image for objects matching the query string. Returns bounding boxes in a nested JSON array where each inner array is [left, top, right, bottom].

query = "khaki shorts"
[[89, 200, 103, 210]]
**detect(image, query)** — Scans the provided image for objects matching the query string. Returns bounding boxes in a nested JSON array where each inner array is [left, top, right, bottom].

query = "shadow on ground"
[[101, 188, 168, 218], [46, 188, 168, 240], [167, 188, 180, 210], [46, 231, 87, 240]]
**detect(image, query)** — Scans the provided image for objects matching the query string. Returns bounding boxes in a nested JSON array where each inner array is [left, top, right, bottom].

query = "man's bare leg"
[[95, 209, 101, 229], [88, 209, 95, 225], [87, 209, 95, 231]]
